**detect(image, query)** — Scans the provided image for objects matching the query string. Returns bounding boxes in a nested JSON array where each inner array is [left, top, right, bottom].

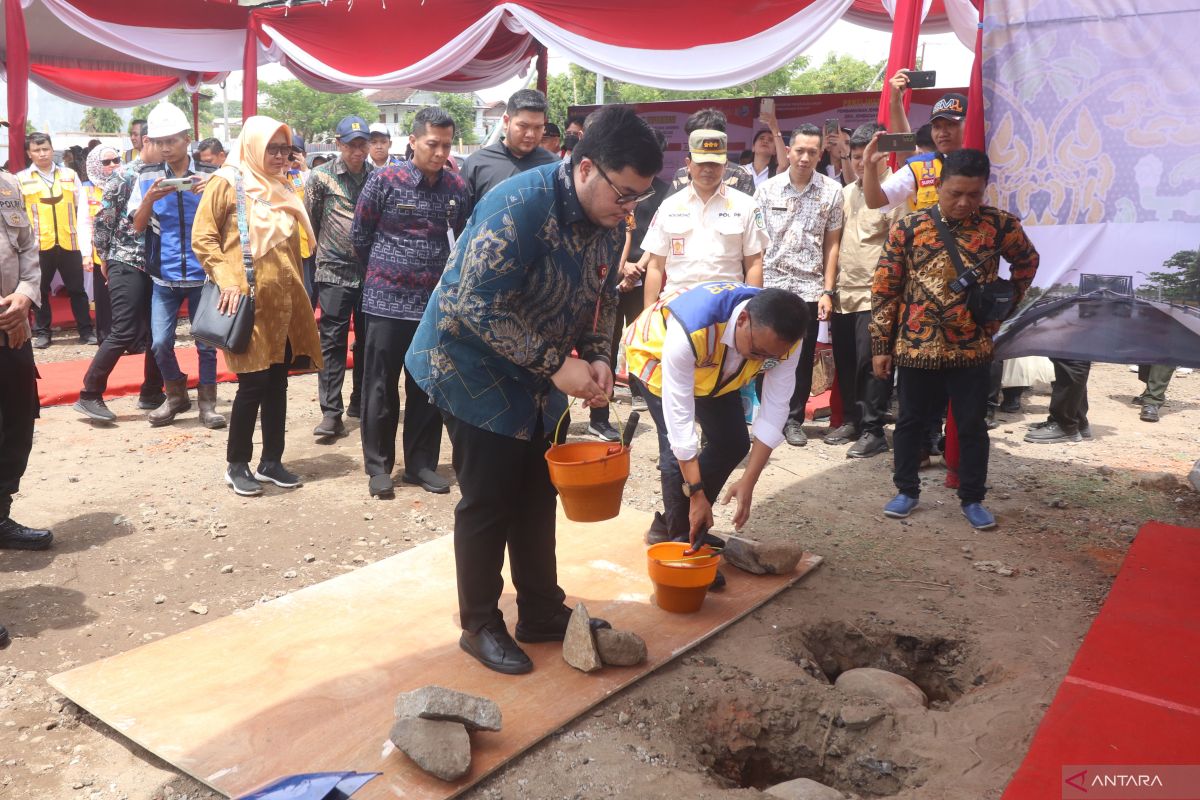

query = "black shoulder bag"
[[930, 207, 1016, 324], [191, 170, 256, 354]]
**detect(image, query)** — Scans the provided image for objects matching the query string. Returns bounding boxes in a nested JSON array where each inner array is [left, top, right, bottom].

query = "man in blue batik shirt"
[[352, 107, 468, 500], [406, 106, 663, 676]]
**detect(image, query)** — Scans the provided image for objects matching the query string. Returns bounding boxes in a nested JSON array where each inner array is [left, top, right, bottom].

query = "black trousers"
[[830, 310, 890, 436], [80, 263, 162, 400], [228, 359, 290, 465], [1048, 359, 1091, 433], [33, 246, 93, 338], [315, 282, 364, 417], [360, 315, 442, 478], [0, 343, 38, 520], [591, 288, 646, 426], [92, 261, 112, 343], [302, 256, 318, 309], [894, 364, 991, 505], [632, 376, 751, 541], [444, 413, 565, 633], [785, 301, 821, 424]]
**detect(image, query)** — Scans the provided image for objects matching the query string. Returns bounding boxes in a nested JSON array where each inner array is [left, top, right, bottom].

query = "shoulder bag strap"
[[929, 205, 972, 281], [233, 168, 256, 299]]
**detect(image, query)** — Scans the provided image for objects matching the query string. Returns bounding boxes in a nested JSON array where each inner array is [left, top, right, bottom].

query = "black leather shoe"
[[824, 423, 858, 445], [710, 569, 727, 592], [0, 624, 10, 649], [1140, 404, 1161, 423], [847, 431, 889, 459], [515, 605, 612, 643], [0, 518, 53, 550], [79, 332, 98, 345], [645, 511, 670, 545], [368, 474, 395, 499], [460, 622, 533, 674], [346, 400, 361, 419], [32, 334, 50, 349], [402, 468, 450, 494], [313, 414, 346, 438]]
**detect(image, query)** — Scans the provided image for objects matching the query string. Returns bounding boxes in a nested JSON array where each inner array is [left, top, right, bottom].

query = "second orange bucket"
[[545, 441, 630, 522]]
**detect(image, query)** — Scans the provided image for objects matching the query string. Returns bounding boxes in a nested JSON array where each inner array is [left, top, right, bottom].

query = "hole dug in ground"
[[655, 620, 977, 797]]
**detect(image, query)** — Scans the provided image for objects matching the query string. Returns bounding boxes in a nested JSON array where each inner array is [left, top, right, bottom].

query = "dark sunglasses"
[[100, 158, 121, 166], [594, 163, 656, 205], [265, 143, 292, 157]]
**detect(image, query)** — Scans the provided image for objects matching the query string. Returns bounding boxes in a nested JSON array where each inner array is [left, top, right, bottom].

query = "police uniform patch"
[[671, 237, 685, 256], [753, 208, 765, 230], [3, 211, 27, 226]]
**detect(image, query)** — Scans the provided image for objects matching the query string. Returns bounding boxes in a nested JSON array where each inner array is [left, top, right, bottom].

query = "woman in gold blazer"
[[192, 116, 322, 496]]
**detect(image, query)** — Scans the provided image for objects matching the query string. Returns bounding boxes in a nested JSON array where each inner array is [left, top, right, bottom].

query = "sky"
[[10, 20, 973, 135]]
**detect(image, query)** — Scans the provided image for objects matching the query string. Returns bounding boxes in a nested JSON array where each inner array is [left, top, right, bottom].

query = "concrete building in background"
[[365, 88, 503, 141]]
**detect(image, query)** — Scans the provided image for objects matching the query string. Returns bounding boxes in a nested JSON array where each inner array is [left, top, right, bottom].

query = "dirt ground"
[[2, 337, 1198, 800]]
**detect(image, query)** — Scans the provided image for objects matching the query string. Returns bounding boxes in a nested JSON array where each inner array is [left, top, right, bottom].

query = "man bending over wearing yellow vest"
[[625, 281, 809, 589]]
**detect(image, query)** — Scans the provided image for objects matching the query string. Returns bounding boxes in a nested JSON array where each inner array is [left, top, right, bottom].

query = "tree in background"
[[544, 54, 884, 126], [133, 88, 214, 138], [399, 93, 480, 145], [259, 81, 377, 142], [80, 107, 123, 134], [1140, 250, 1200, 302], [790, 54, 883, 95]]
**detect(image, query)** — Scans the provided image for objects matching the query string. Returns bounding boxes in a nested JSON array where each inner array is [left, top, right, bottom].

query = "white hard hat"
[[146, 102, 190, 138]]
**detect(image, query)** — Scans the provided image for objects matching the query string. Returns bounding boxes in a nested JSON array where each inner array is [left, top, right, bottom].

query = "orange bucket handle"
[[551, 389, 631, 446]]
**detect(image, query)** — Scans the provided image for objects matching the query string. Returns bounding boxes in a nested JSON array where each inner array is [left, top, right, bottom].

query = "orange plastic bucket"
[[545, 441, 630, 522], [647, 542, 721, 613]]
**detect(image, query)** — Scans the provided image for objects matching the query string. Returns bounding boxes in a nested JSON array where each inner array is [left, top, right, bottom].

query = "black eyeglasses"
[[746, 317, 782, 361], [100, 158, 121, 166], [265, 144, 292, 157], [593, 163, 656, 205]]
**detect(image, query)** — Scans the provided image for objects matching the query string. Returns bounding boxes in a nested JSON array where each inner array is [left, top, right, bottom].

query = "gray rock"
[[394, 686, 501, 732], [562, 602, 602, 673], [722, 535, 804, 575], [389, 717, 471, 781], [764, 777, 847, 800], [839, 704, 886, 730], [834, 668, 927, 709], [595, 628, 647, 666], [1137, 471, 1181, 492]]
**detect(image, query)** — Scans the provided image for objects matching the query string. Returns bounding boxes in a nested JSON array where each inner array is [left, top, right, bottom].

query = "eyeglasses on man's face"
[[593, 162, 656, 206]]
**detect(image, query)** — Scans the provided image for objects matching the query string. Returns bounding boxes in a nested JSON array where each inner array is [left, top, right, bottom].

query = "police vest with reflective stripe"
[[905, 152, 942, 213]]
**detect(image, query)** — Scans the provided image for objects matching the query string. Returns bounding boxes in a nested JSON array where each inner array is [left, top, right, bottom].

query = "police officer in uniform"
[[0, 136, 56, 648]]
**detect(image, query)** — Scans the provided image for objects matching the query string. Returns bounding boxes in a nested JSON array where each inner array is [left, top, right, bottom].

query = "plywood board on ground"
[[50, 506, 821, 799]]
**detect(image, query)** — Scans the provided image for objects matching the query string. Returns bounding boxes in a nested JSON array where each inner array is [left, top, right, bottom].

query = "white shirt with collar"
[[641, 182, 768, 297], [660, 298, 796, 462]]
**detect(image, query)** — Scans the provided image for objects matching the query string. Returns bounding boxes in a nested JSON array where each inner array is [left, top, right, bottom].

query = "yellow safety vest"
[[289, 170, 311, 259], [623, 282, 798, 399], [18, 167, 80, 252], [907, 155, 942, 213]]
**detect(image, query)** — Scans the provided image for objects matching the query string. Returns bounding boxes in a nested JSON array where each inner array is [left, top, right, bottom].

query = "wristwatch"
[[682, 480, 705, 498], [820, 289, 836, 298]]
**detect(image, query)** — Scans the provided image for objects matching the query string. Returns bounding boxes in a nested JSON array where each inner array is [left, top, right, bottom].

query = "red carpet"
[[37, 348, 235, 407], [1002, 522, 1200, 798]]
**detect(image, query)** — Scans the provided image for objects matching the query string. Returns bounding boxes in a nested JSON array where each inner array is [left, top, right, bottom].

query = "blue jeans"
[[150, 283, 217, 385]]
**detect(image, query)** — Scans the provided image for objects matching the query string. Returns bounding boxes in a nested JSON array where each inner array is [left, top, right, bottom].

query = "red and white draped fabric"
[[256, 0, 857, 92], [844, 0, 980, 47]]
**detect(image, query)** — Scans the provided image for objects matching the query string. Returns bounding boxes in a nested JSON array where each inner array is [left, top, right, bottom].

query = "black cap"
[[930, 93, 967, 123]]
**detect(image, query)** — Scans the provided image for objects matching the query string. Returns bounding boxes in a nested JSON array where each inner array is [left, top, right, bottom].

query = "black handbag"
[[930, 207, 1016, 324], [191, 169, 256, 353]]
